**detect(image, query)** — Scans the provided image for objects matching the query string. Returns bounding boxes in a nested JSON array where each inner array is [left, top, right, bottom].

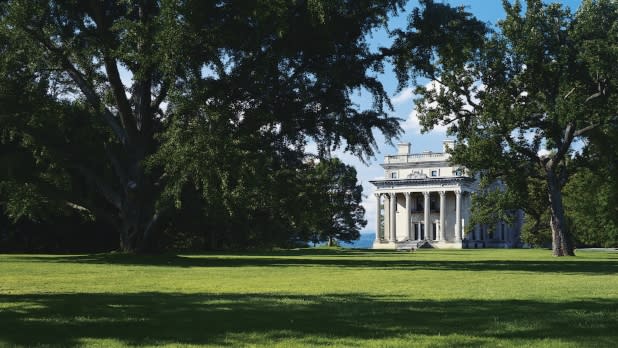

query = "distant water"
[[309, 232, 375, 248], [340, 232, 375, 249]]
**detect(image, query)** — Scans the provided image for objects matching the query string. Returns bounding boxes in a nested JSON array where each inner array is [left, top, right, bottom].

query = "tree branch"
[[142, 211, 161, 244], [103, 143, 127, 185], [573, 123, 599, 137], [585, 92, 603, 103], [102, 55, 138, 142], [65, 201, 92, 214], [65, 200, 118, 228], [563, 87, 575, 99], [505, 134, 539, 162], [75, 165, 122, 210], [547, 122, 575, 171], [88, 1, 138, 143], [26, 28, 128, 144], [151, 81, 169, 110]]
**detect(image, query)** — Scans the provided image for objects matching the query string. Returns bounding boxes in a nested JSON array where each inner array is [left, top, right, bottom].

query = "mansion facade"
[[370, 140, 522, 249]]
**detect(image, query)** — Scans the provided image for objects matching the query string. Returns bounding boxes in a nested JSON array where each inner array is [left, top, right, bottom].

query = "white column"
[[404, 192, 411, 240], [439, 191, 446, 241], [375, 193, 381, 242], [423, 191, 431, 240], [389, 192, 397, 242], [384, 194, 390, 241], [455, 190, 462, 242]]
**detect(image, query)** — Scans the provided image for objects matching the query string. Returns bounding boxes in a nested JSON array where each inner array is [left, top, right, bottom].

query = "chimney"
[[397, 143, 411, 155], [442, 139, 455, 153]]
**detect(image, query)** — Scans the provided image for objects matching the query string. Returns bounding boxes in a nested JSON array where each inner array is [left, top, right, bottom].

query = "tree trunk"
[[117, 194, 145, 253], [546, 169, 575, 256], [116, 142, 158, 253], [328, 236, 334, 247]]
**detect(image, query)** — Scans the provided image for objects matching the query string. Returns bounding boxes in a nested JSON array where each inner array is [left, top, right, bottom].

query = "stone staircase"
[[396, 240, 434, 251]]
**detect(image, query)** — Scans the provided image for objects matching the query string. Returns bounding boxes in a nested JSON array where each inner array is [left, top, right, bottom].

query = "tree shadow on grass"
[[8, 252, 618, 275], [0, 292, 616, 347]]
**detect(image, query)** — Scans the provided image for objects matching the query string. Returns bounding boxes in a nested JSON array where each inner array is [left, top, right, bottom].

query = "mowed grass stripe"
[[1, 249, 617, 347]]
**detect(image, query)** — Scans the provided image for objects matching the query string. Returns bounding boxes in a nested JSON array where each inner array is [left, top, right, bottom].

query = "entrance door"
[[414, 223, 422, 240]]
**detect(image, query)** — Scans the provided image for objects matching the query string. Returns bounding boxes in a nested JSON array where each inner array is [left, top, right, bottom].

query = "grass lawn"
[[1, 248, 617, 347]]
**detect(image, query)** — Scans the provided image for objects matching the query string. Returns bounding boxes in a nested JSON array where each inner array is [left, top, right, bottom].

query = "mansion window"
[[415, 197, 423, 211], [391, 172, 397, 179], [431, 170, 438, 177]]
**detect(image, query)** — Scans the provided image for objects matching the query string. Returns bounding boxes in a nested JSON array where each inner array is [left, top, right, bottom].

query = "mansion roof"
[[371, 140, 477, 192]]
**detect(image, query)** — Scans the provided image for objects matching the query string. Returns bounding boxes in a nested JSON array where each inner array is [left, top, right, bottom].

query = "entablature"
[[370, 177, 477, 193]]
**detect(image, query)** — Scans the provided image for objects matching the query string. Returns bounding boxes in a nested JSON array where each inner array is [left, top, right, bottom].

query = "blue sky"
[[341, 0, 583, 235]]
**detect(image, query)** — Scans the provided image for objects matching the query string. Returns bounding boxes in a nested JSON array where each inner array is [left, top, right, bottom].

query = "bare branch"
[[102, 55, 138, 142], [573, 123, 599, 137], [585, 92, 603, 103], [65, 200, 118, 228], [142, 211, 161, 243], [65, 201, 92, 213], [75, 166, 122, 210]]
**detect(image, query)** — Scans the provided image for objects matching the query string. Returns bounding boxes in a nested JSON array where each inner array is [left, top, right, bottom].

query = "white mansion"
[[370, 140, 522, 249]]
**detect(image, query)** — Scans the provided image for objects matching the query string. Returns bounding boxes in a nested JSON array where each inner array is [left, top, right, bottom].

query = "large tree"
[[301, 158, 366, 247], [563, 122, 618, 248], [389, 0, 618, 256], [1, 1, 403, 251]]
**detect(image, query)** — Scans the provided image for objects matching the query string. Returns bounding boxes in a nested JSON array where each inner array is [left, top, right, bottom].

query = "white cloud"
[[391, 87, 415, 105], [402, 103, 448, 134], [537, 148, 551, 157]]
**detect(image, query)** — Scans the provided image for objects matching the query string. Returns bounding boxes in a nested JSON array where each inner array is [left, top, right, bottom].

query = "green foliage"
[[521, 210, 552, 248], [564, 168, 618, 248], [0, 26, 109, 224], [468, 179, 518, 235], [1, 0, 404, 251], [519, 177, 553, 247], [150, 109, 310, 249], [563, 109, 618, 248], [301, 158, 366, 245], [389, 0, 618, 255]]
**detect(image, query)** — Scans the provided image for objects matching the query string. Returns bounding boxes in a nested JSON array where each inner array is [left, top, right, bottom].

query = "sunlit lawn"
[[1, 248, 617, 347]]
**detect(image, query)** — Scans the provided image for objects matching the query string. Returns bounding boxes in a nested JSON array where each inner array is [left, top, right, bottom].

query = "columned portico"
[[370, 141, 474, 249], [372, 186, 473, 249]]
